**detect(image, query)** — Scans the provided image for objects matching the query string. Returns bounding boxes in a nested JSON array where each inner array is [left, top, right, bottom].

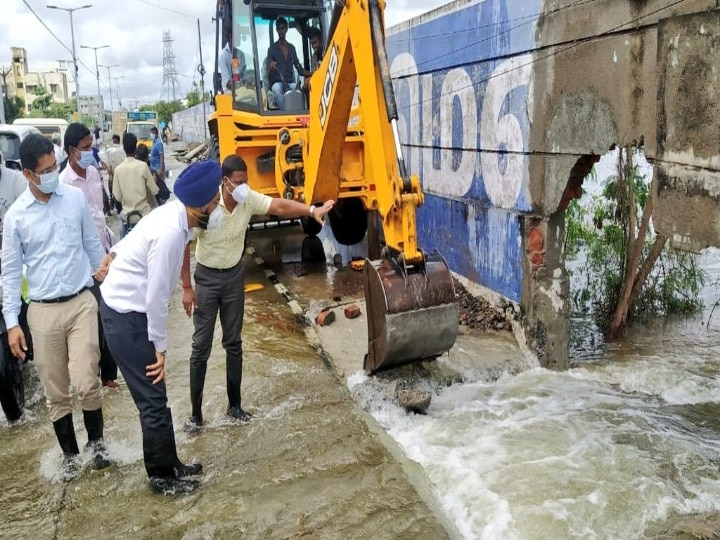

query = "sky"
[[0, 0, 447, 110]]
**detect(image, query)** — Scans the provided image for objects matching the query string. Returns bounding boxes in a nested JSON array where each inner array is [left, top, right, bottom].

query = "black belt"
[[197, 261, 242, 273], [33, 287, 89, 304]]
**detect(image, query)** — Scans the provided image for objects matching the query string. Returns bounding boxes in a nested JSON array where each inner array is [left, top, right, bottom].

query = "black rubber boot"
[[144, 409, 200, 495], [189, 363, 206, 425], [82, 408, 111, 470], [183, 415, 204, 435], [227, 405, 252, 424], [52, 413, 81, 481], [167, 408, 203, 478]]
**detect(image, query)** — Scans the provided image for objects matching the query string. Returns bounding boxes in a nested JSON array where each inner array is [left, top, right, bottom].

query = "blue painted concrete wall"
[[387, 0, 541, 302]]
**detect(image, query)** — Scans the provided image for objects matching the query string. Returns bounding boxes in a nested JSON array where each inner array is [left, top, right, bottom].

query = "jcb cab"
[[209, 0, 458, 372]]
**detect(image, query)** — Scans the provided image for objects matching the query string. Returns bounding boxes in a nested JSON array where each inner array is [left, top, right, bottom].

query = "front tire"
[[208, 134, 220, 163], [328, 198, 367, 246]]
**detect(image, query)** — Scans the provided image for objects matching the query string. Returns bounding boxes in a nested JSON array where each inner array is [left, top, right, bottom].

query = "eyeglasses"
[[35, 162, 59, 176]]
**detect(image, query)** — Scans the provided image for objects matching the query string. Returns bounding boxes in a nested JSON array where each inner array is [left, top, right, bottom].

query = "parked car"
[[0, 124, 43, 171], [13, 118, 68, 145]]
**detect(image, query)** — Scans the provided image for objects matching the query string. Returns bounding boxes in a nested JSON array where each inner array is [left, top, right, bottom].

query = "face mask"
[[77, 150, 95, 170], [36, 170, 60, 194], [231, 182, 249, 204], [207, 207, 223, 231], [151, 134, 157, 141]]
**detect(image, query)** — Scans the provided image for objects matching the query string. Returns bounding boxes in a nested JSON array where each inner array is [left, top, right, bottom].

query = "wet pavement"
[[0, 144, 529, 539], [0, 246, 459, 539]]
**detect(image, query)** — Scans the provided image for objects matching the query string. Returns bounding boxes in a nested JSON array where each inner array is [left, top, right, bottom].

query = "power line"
[[408, 0, 597, 73], [396, 0, 689, 112], [389, 0, 597, 44], [21, 0, 72, 55], [136, 0, 194, 19], [20, 0, 111, 92]]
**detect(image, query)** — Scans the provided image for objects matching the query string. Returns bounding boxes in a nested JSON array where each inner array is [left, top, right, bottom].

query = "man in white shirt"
[[99, 160, 222, 495], [219, 25, 247, 93], [102, 134, 125, 216]]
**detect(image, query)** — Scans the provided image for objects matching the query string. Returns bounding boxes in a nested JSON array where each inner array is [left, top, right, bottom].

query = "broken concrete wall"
[[388, 0, 718, 369], [654, 8, 720, 252]]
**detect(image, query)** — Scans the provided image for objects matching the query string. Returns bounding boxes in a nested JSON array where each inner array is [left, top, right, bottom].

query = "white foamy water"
[[349, 249, 720, 540], [352, 360, 720, 539]]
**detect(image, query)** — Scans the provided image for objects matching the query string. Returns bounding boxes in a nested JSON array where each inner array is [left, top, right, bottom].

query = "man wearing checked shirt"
[[2, 134, 111, 480], [181, 155, 334, 432]]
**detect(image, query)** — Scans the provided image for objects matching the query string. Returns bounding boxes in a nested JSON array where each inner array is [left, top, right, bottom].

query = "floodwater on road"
[[4, 146, 720, 539], [0, 250, 450, 539]]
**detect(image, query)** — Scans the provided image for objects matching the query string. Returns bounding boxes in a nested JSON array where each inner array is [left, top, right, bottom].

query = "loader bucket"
[[363, 252, 458, 373]]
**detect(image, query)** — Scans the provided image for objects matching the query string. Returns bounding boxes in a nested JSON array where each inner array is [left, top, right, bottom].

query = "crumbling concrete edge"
[[453, 272, 540, 369]]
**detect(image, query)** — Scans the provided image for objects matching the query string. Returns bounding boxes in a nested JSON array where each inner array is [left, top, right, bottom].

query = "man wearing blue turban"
[[98, 160, 222, 495]]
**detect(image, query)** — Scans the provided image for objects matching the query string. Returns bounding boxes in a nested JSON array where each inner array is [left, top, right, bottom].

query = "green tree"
[[566, 146, 705, 336], [3, 95, 25, 123], [139, 100, 183, 125], [30, 85, 53, 114], [186, 82, 211, 108], [46, 103, 71, 120]]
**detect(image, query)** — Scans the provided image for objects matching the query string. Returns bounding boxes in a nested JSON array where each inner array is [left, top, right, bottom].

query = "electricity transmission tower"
[[160, 31, 182, 102]]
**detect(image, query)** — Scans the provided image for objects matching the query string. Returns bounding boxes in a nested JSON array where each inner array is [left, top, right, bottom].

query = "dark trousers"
[[189, 261, 245, 420], [90, 279, 118, 381], [99, 298, 177, 478]]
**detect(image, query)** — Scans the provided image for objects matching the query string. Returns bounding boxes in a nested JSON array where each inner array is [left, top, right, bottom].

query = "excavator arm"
[[303, 0, 423, 264], [301, 0, 459, 372]]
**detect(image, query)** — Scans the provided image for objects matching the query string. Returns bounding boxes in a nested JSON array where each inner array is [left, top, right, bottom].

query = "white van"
[[0, 124, 43, 170], [13, 118, 68, 144]]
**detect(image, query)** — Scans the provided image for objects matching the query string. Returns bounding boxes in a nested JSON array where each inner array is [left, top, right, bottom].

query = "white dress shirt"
[[100, 199, 191, 353], [2, 183, 105, 328]]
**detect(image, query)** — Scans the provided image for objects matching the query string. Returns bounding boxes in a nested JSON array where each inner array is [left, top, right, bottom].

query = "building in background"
[[78, 95, 104, 124], [8, 47, 71, 114]]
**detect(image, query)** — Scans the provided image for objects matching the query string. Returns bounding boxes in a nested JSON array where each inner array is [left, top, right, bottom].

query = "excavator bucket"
[[363, 252, 458, 373]]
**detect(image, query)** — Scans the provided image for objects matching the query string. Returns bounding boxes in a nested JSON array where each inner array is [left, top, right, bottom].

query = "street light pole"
[[80, 44, 108, 124], [112, 76, 124, 109], [98, 64, 119, 111], [47, 4, 92, 118]]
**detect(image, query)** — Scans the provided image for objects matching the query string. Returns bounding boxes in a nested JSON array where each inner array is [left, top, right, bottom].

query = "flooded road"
[[0, 255, 451, 539], [0, 148, 451, 539], [4, 146, 720, 539]]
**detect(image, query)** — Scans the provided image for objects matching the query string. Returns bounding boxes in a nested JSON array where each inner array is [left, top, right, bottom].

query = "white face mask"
[[231, 182, 249, 204], [37, 170, 60, 194], [207, 206, 223, 231]]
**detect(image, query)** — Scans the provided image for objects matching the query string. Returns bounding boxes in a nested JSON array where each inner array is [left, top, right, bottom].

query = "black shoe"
[[174, 460, 203, 478], [60, 454, 81, 482], [227, 405, 252, 424], [183, 416, 204, 435], [149, 476, 200, 495], [86, 439, 112, 470]]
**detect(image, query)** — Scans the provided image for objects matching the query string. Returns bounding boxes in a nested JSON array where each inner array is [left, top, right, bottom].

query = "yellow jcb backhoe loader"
[[209, 0, 458, 372]]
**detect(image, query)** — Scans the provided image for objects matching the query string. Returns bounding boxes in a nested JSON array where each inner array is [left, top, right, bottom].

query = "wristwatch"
[[309, 205, 315, 217]]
